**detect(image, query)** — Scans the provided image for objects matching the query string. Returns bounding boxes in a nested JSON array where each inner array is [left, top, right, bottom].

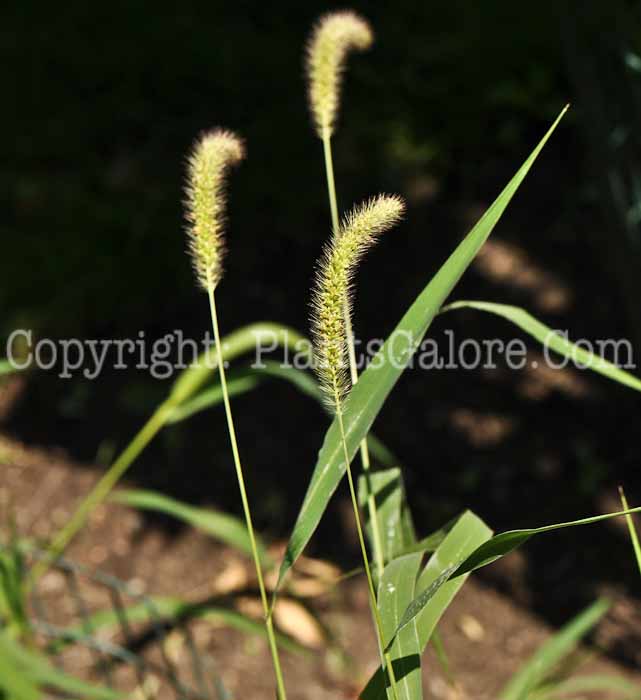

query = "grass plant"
[[306, 10, 386, 578], [184, 129, 287, 699], [11, 9, 641, 699], [310, 195, 405, 697]]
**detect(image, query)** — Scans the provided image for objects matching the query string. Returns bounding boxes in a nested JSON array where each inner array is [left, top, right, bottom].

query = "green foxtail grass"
[[306, 10, 386, 580], [185, 129, 287, 700], [311, 194, 405, 699], [619, 486, 641, 578], [306, 11, 373, 139]]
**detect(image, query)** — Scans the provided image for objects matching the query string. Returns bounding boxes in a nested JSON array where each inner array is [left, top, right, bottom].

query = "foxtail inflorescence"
[[306, 11, 373, 138], [185, 129, 245, 290], [311, 195, 405, 408]]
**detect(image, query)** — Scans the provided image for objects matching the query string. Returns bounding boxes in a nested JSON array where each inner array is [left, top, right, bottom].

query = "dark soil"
[[1, 427, 639, 699]]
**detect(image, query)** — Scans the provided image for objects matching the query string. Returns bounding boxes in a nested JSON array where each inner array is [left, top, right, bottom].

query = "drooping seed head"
[[311, 194, 405, 409], [184, 129, 245, 291], [306, 11, 373, 139]]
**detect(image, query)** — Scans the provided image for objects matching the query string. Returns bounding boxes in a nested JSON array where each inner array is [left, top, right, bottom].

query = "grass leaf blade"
[[619, 486, 641, 577], [275, 106, 568, 592], [358, 468, 414, 567], [387, 507, 641, 648], [442, 301, 641, 392], [361, 553, 423, 700], [499, 599, 610, 700], [112, 489, 269, 564]]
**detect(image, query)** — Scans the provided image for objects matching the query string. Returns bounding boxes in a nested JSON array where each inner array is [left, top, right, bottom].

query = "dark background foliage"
[[3, 0, 641, 651]]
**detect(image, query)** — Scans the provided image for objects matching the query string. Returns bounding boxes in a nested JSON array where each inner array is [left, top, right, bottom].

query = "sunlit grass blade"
[[414, 511, 491, 649], [363, 510, 490, 683], [168, 323, 310, 405], [442, 301, 641, 392], [111, 489, 270, 564], [46, 596, 307, 656], [357, 468, 415, 570], [361, 553, 423, 700], [275, 106, 569, 594], [499, 599, 610, 700], [387, 507, 641, 648], [397, 515, 462, 556], [618, 486, 641, 577], [167, 371, 261, 423], [453, 507, 641, 576]]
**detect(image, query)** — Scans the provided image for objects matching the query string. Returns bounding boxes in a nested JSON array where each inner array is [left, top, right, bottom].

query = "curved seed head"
[[184, 129, 245, 291], [306, 11, 373, 139], [311, 194, 405, 409]]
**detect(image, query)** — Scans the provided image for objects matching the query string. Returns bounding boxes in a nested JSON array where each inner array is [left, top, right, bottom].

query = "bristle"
[[310, 195, 405, 409], [184, 128, 245, 291], [306, 11, 373, 138]]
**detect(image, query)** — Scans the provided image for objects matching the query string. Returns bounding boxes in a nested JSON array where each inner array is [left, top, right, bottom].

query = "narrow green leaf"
[[619, 487, 641, 577], [397, 515, 462, 557], [453, 507, 641, 577], [385, 567, 457, 653], [388, 507, 641, 647], [249, 360, 322, 401], [441, 301, 641, 392], [414, 511, 492, 649], [168, 323, 311, 405], [358, 468, 414, 565], [112, 489, 269, 565], [275, 107, 568, 593], [167, 372, 261, 423], [361, 553, 423, 700], [499, 599, 610, 700], [364, 511, 492, 692]]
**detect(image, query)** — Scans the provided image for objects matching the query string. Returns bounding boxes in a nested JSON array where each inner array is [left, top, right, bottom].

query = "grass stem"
[[207, 284, 287, 700], [321, 128, 385, 578], [335, 396, 399, 700], [618, 486, 641, 578]]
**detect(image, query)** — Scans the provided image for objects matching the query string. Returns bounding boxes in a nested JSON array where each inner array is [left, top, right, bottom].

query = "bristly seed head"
[[306, 11, 373, 139], [311, 195, 405, 410], [184, 129, 245, 291]]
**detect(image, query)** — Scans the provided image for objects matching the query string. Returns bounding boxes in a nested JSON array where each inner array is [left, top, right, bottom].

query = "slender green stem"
[[322, 128, 340, 234], [321, 128, 385, 577], [334, 394, 399, 700], [207, 284, 287, 700], [619, 486, 641, 577]]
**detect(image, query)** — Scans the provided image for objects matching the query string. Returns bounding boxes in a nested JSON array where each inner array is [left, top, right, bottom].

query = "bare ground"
[[1, 426, 640, 700]]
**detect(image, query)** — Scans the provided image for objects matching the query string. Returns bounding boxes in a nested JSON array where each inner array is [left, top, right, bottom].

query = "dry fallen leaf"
[[273, 598, 325, 648], [458, 614, 485, 641]]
